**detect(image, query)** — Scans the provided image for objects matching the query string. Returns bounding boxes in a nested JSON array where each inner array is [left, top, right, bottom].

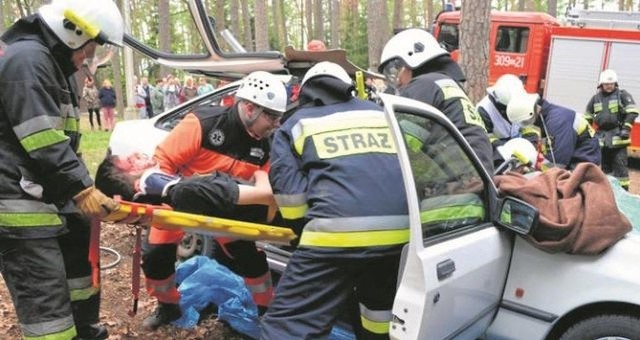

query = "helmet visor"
[[83, 44, 115, 76], [381, 59, 404, 88]]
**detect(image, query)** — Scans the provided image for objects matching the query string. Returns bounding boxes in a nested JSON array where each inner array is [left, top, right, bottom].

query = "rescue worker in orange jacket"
[[0, 1, 122, 339], [137, 71, 288, 330], [261, 62, 409, 339], [584, 69, 639, 190]]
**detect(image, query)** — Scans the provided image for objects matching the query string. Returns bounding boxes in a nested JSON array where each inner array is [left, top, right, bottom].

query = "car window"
[[397, 113, 487, 241], [155, 86, 239, 131], [437, 23, 459, 52]]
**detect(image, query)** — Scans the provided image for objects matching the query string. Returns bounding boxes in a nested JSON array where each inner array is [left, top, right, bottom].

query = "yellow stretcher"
[[104, 200, 297, 245]]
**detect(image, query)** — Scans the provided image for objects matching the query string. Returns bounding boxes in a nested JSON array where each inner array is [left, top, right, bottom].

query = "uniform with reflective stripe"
[[270, 97, 409, 252], [476, 95, 522, 163]]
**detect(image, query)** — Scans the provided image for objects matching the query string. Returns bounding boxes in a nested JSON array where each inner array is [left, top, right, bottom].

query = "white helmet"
[[235, 71, 288, 113], [487, 74, 525, 106], [39, 0, 124, 49], [497, 138, 537, 165], [506, 93, 540, 124], [598, 69, 618, 86], [378, 28, 448, 73], [301, 61, 352, 88]]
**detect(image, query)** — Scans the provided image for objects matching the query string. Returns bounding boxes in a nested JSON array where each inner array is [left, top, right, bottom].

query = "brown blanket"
[[494, 163, 631, 255]]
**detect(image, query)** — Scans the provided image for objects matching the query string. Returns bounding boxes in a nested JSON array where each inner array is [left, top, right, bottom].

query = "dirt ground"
[[1, 164, 640, 339]]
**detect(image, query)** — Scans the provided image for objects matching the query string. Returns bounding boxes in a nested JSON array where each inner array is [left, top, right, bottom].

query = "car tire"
[[177, 232, 215, 261], [559, 314, 640, 340]]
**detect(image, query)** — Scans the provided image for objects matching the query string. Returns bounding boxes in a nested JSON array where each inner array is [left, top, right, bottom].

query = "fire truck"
[[433, 9, 640, 157]]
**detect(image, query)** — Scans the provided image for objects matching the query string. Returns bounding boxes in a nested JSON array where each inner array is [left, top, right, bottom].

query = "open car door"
[[380, 94, 514, 339]]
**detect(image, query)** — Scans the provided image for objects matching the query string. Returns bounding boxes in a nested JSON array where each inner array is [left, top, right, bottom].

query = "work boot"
[[142, 302, 182, 330], [74, 323, 108, 340]]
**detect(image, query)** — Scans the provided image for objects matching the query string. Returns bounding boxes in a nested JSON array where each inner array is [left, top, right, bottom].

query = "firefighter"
[[378, 28, 494, 173], [261, 61, 409, 339], [507, 92, 601, 170], [0, 1, 123, 339], [137, 71, 288, 330], [476, 74, 527, 166], [584, 69, 639, 190]]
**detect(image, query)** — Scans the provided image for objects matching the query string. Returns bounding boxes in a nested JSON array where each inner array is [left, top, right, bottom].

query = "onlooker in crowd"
[[0, 0, 122, 339], [584, 69, 639, 190], [507, 92, 601, 170], [197, 76, 214, 96], [163, 75, 181, 110], [151, 79, 165, 114], [135, 76, 148, 119], [306, 39, 327, 51], [141, 77, 155, 118], [82, 77, 102, 131], [99, 79, 117, 131], [181, 76, 198, 102]]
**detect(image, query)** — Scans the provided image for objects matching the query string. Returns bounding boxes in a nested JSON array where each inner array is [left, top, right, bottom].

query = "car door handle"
[[437, 259, 456, 280]]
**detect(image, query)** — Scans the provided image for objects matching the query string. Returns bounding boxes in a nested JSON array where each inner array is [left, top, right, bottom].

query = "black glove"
[[619, 127, 630, 139]]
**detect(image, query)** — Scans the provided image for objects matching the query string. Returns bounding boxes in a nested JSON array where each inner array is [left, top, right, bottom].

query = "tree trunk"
[[524, 0, 535, 11], [158, 0, 170, 78], [305, 0, 313, 42], [254, 0, 269, 51], [313, 0, 323, 40], [111, 50, 125, 120], [518, 0, 525, 11], [426, 0, 434, 30], [215, 0, 226, 50], [366, 0, 388, 71], [0, 0, 5, 35], [230, 0, 241, 39], [459, 0, 490, 103], [547, 0, 557, 17], [273, 0, 287, 50], [241, 0, 253, 51], [392, 0, 403, 30], [330, 0, 340, 49]]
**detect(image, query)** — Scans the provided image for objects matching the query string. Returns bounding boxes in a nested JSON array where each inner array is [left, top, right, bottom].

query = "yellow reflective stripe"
[[360, 315, 389, 335], [69, 286, 100, 302], [20, 129, 69, 152], [404, 133, 424, 152], [488, 134, 498, 144], [618, 178, 630, 187], [279, 204, 308, 220], [612, 136, 630, 146], [420, 205, 485, 224], [0, 213, 62, 227], [64, 117, 78, 132], [624, 122, 633, 129], [626, 107, 640, 115], [608, 101, 619, 113], [299, 229, 409, 247], [312, 127, 397, 159], [24, 325, 77, 340]]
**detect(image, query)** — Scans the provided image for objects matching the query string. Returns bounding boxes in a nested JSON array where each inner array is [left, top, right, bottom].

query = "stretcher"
[[104, 199, 297, 245]]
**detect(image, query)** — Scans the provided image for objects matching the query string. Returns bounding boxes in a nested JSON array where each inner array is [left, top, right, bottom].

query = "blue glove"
[[138, 170, 181, 197]]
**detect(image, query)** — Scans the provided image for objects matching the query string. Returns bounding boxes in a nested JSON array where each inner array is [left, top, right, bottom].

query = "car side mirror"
[[496, 197, 538, 235]]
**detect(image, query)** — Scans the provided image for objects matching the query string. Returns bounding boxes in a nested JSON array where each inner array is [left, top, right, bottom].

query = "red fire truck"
[[433, 9, 640, 157]]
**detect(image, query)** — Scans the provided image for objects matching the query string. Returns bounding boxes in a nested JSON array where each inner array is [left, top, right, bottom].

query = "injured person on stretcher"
[[95, 152, 278, 223]]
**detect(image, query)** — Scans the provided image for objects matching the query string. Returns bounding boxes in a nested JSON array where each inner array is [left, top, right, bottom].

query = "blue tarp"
[[172, 256, 260, 338], [608, 176, 640, 233]]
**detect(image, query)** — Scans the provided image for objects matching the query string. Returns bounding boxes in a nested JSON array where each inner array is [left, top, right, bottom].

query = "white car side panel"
[[109, 119, 169, 156], [391, 227, 512, 340], [487, 308, 551, 340], [487, 233, 640, 338]]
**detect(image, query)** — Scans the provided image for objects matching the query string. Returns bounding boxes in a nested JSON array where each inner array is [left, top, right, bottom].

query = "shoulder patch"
[[208, 129, 225, 146]]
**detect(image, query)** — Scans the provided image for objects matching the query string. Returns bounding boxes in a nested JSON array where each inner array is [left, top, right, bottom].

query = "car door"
[[380, 94, 514, 340]]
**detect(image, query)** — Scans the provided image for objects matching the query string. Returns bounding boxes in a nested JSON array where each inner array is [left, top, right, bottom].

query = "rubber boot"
[[74, 323, 108, 340], [142, 302, 182, 330]]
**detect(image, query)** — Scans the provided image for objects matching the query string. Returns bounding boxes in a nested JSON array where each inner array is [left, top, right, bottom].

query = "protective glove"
[[619, 127, 630, 139], [73, 186, 120, 219]]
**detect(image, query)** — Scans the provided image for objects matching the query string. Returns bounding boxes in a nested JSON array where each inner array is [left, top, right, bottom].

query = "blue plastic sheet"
[[608, 176, 640, 233], [172, 256, 260, 338]]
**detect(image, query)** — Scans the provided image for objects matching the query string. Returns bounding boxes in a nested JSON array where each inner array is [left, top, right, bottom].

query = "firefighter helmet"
[[378, 28, 448, 73], [487, 74, 526, 106], [598, 69, 618, 86], [235, 71, 288, 113], [506, 93, 540, 125], [301, 61, 352, 88], [39, 0, 124, 49], [497, 137, 538, 165]]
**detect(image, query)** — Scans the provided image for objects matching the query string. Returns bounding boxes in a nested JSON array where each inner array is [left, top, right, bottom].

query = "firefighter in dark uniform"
[[261, 62, 409, 339], [584, 69, 639, 190], [378, 28, 494, 174], [137, 71, 288, 330], [507, 92, 601, 170], [0, 1, 123, 339]]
